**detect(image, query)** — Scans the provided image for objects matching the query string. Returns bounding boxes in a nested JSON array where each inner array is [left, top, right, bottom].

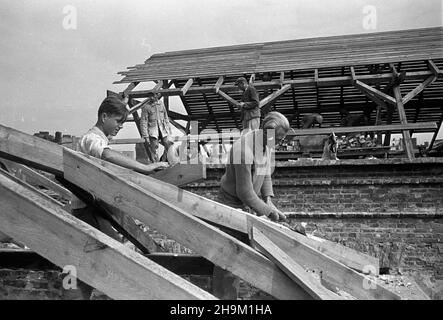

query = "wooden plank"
[[0, 158, 73, 200], [181, 78, 194, 96], [87, 156, 380, 276], [217, 90, 241, 108], [354, 80, 397, 106], [214, 76, 224, 94], [0, 124, 63, 176], [251, 227, 341, 300], [0, 172, 216, 300], [402, 75, 437, 105], [259, 84, 292, 109], [170, 119, 187, 134], [151, 163, 206, 187], [100, 202, 166, 254], [63, 149, 312, 300], [249, 218, 400, 300], [0, 159, 165, 255]]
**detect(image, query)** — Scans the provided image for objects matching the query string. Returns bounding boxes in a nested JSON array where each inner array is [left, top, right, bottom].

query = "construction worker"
[[213, 111, 305, 300], [74, 95, 168, 299], [302, 113, 323, 129], [140, 92, 174, 162], [78, 96, 169, 174], [235, 77, 261, 133]]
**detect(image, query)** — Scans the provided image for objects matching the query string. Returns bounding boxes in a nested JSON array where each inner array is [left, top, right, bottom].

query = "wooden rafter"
[[198, 78, 220, 132], [251, 227, 341, 300], [259, 84, 292, 109], [63, 149, 312, 300], [214, 76, 224, 94], [0, 172, 215, 300], [128, 70, 439, 98], [181, 78, 194, 96], [402, 60, 439, 105], [354, 80, 397, 106]]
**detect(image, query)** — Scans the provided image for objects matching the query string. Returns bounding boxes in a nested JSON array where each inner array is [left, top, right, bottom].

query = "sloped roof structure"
[[116, 27, 443, 140]]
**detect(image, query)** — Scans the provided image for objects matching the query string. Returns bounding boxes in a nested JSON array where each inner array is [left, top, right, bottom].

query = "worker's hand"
[[153, 162, 169, 171], [237, 102, 245, 111], [265, 197, 286, 222], [268, 209, 286, 222]]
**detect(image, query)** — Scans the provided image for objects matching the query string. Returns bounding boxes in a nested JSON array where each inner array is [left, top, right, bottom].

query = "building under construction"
[[0, 27, 442, 300]]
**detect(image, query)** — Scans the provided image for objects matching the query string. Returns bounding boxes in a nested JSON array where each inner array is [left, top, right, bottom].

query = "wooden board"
[[250, 218, 400, 300], [85, 155, 380, 275], [63, 148, 312, 300], [0, 172, 216, 300], [0, 124, 63, 176], [0, 158, 74, 200], [251, 227, 341, 300], [151, 163, 206, 187]]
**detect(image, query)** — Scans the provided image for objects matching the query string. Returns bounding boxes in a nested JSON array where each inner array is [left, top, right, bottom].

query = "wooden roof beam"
[[259, 84, 292, 109], [217, 90, 241, 108], [251, 227, 341, 300], [214, 76, 224, 94], [354, 80, 397, 106], [127, 70, 436, 98], [63, 149, 312, 300], [402, 60, 439, 105], [181, 78, 194, 96], [0, 172, 215, 300], [79, 154, 396, 299]]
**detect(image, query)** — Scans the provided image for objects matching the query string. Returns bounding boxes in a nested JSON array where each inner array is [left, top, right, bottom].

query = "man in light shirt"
[[79, 96, 169, 173]]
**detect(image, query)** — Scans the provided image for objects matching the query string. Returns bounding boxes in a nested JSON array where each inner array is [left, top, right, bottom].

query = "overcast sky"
[[0, 0, 442, 142]]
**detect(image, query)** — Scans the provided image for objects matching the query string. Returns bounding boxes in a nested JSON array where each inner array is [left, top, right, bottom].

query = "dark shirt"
[[240, 85, 260, 122]]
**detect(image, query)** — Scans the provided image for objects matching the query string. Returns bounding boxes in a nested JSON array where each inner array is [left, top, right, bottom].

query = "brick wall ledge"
[[186, 176, 443, 187], [205, 157, 443, 169], [284, 211, 443, 218]]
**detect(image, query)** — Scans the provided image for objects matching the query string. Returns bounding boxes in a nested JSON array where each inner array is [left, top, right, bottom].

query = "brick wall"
[[183, 158, 443, 299], [185, 158, 443, 214]]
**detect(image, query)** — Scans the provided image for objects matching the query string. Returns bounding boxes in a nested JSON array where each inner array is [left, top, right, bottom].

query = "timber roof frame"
[[115, 27, 443, 138]]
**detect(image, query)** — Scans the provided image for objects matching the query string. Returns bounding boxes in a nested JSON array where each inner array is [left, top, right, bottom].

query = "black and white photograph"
[[0, 0, 442, 308]]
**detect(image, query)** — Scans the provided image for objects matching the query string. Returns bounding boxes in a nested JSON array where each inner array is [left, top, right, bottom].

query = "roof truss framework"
[[116, 28, 443, 156]]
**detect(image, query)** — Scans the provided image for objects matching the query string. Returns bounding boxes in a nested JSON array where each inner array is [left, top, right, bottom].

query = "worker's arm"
[[234, 163, 273, 217], [261, 174, 286, 221], [241, 86, 259, 110], [102, 149, 168, 175]]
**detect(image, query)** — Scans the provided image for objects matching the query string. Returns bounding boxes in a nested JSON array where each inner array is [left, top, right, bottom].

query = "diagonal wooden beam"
[[217, 90, 241, 108], [402, 60, 439, 105], [214, 76, 224, 94], [0, 124, 63, 176], [181, 78, 194, 96], [170, 119, 186, 134], [63, 149, 313, 300], [85, 157, 401, 299], [251, 227, 341, 300], [89, 157, 381, 277], [259, 84, 291, 109], [354, 80, 397, 106], [0, 172, 215, 300]]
